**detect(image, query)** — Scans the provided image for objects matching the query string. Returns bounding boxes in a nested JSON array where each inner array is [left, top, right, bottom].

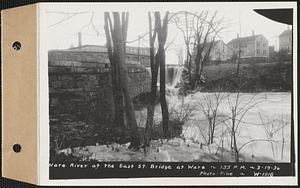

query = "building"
[[227, 33, 269, 59], [66, 45, 151, 67], [192, 40, 228, 62], [208, 40, 228, 61], [279, 29, 292, 53], [269, 45, 276, 60]]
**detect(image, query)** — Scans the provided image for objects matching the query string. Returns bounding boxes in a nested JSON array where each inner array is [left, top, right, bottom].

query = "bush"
[[149, 119, 183, 140]]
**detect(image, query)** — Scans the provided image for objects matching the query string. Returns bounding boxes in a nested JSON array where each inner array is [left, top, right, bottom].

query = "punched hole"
[[12, 41, 21, 51], [13, 144, 22, 153]]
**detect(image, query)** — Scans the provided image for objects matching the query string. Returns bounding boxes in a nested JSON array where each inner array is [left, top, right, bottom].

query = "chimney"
[[78, 32, 82, 47], [252, 30, 255, 36]]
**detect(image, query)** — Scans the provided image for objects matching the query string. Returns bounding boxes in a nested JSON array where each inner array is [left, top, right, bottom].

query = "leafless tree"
[[259, 113, 290, 159], [155, 11, 170, 138], [104, 12, 140, 148], [197, 91, 226, 144], [144, 12, 158, 146], [144, 11, 170, 145], [171, 11, 223, 90], [175, 47, 184, 66], [220, 82, 268, 162], [171, 12, 194, 82]]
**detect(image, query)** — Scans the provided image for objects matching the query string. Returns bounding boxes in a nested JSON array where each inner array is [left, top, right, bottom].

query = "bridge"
[[48, 49, 151, 123]]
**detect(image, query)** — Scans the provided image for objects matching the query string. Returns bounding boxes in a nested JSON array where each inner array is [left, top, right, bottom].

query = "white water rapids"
[[139, 66, 291, 162], [66, 66, 291, 162]]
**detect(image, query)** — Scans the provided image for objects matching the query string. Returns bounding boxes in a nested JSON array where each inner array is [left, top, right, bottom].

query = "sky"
[[42, 2, 295, 64]]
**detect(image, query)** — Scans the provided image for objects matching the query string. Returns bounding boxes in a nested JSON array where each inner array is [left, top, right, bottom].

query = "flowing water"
[[141, 66, 292, 162], [67, 66, 292, 162]]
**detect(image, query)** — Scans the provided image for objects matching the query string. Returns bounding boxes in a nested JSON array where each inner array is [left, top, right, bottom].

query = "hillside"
[[201, 62, 292, 92]]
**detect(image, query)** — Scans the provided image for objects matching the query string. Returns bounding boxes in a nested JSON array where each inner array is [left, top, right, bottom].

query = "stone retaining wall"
[[49, 50, 151, 124]]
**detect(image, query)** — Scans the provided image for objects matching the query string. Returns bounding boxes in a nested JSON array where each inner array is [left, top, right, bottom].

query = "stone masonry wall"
[[49, 50, 151, 124]]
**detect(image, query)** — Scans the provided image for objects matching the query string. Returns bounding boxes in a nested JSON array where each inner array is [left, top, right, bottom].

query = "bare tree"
[[104, 12, 140, 148], [104, 12, 124, 127], [259, 113, 290, 159], [197, 91, 226, 144], [172, 12, 193, 81], [176, 47, 184, 66], [155, 11, 170, 138], [220, 82, 268, 162], [144, 12, 158, 146], [171, 11, 223, 90], [191, 11, 223, 89]]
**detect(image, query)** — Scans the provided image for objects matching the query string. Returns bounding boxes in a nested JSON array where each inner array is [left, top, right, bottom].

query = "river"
[[138, 67, 292, 162]]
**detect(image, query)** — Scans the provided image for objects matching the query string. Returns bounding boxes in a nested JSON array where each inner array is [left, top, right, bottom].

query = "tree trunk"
[[236, 44, 241, 77], [145, 54, 159, 135], [187, 55, 192, 82], [105, 12, 140, 148], [112, 13, 139, 147], [192, 50, 201, 89], [157, 45, 169, 138], [145, 12, 159, 146], [154, 11, 169, 139], [233, 133, 239, 162], [104, 13, 124, 128]]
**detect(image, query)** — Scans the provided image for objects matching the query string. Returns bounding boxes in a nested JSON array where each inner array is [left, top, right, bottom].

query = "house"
[[227, 33, 269, 59], [208, 40, 228, 61], [192, 40, 228, 62], [279, 29, 292, 53]]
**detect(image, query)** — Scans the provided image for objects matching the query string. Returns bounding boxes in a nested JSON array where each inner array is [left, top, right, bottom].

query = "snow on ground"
[[180, 92, 291, 162], [62, 92, 291, 162], [67, 136, 277, 162]]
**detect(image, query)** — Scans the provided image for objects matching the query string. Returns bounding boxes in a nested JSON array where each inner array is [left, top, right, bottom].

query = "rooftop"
[[279, 29, 292, 37], [67, 45, 150, 56], [227, 35, 261, 45]]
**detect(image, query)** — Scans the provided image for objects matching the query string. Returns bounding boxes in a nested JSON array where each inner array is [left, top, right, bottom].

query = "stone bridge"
[[48, 49, 151, 123]]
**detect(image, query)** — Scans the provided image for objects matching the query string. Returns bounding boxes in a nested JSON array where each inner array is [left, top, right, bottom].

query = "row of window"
[[126, 48, 149, 55], [256, 41, 268, 47], [256, 49, 267, 55], [94, 47, 149, 55], [234, 49, 267, 56], [233, 41, 268, 49]]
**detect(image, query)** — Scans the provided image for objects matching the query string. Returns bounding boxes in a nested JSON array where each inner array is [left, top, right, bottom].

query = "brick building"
[[66, 45, 151, 67]]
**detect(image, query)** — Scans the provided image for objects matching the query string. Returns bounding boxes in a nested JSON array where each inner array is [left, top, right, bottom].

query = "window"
[[256, 49, 260, 55], [256, 41, 261, 47], [241, 43, 247, 48], [263, 50, 267, 55], [263, 42, 267, 47]]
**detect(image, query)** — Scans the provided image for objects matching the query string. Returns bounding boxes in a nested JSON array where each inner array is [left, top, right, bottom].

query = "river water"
[[139, 66, 292, 162]]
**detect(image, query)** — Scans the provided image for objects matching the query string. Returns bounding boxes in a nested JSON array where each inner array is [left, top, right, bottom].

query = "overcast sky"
[[42, 2, 295, 64]]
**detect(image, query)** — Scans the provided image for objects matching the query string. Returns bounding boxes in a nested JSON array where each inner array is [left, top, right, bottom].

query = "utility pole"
[[137, 35, 141, 62], [236, 42, 241, 77], [236, 13, 242, 77], [78, 32, 82, 47]]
